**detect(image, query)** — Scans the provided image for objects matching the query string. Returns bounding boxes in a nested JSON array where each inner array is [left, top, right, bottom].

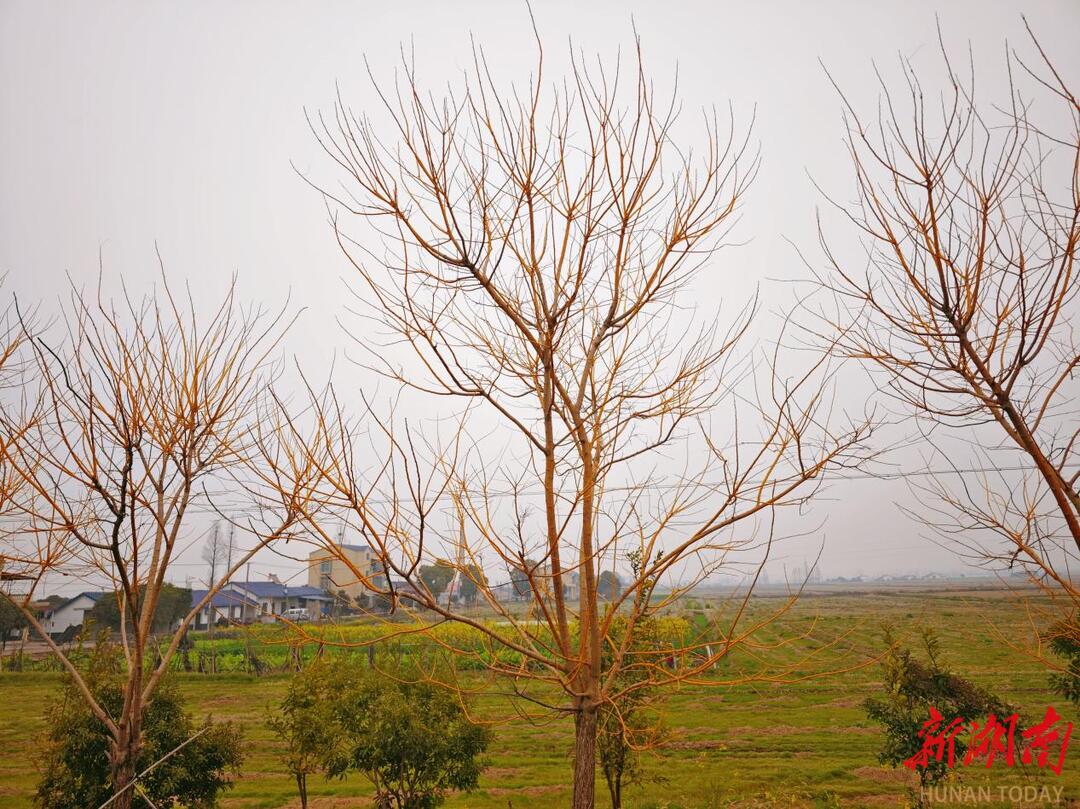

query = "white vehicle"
[[281, 607, 310, 622]]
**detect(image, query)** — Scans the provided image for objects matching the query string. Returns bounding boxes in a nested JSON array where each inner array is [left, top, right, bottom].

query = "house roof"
[[187, 580, 336, 611], [55, 591, 107, 612], [230, 580, 287, 597], [288, 586, 333, 601], [224, 581, 334, 602], [190, 589, 259, 609], [309, 543, 373, 557], [387, 578, 424, 598]]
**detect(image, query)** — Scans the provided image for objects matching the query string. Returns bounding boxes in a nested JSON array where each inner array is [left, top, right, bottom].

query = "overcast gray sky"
[[2, 0, 1077, 593]]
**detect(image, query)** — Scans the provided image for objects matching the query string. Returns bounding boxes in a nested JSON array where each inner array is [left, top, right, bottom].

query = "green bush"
[[598, 616, 670, 809], [1046, 618, 1080, 705], [270, 657, 491, 809], [863, 627, 1012, 808], [35, 643, 244, 809]]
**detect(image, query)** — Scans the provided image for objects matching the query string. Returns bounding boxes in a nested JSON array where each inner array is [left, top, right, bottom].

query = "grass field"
[[1, 587, 1076, 808]]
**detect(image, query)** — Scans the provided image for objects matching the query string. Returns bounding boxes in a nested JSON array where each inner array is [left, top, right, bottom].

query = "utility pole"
[[227, 522, 236, 578]]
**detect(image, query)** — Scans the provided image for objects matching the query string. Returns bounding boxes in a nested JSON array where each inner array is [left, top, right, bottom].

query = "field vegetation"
[[1, 588, 1075, 808]]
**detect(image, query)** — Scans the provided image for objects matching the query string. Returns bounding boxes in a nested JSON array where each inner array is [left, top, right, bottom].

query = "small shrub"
[[863, 626, 1012, 808], [270, 657, 490, 809], [1045, 618, 1080, 705], [35, 641, 243, 809], [598, 616, 670, 809]]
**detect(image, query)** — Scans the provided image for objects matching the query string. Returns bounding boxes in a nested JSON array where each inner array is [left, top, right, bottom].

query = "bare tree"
[[817, 25, 1079, 644], [203, 522, 228, 588], [283, 34, 872, 809], [0, 276, 319, 809], [201, 521, 235, 673], [0, 291, 38, 653]]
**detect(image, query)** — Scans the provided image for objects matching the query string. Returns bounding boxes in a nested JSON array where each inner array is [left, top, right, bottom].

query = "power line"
[[175, 464, 1039, 515]]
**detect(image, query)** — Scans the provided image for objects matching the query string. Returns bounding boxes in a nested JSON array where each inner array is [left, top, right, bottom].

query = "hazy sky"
[[2, 1, 1077, 593]]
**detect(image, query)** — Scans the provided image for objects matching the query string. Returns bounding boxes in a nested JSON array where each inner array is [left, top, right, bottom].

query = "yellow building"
[[307, 544, 378, 600]]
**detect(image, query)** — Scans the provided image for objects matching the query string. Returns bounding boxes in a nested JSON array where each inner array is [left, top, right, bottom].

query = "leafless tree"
[[203, 522, 230, 588], [282, 33, 872, 809], [817, 23, 1079, 654], [0, 276, 321, 809]]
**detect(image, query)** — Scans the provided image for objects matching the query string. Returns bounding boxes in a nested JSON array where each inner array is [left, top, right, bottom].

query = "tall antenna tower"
[[443, 486, 470, 606]]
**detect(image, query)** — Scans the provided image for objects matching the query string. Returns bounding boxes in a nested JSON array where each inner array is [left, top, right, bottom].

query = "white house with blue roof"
[[42, 591, 106, 635], [190, 577, 333, 628]]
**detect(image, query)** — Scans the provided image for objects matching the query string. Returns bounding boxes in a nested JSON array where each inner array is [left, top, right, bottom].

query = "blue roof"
[[57, 591, 107, 611], [190, 589, 258, 609], [231, 581, 285, 597], [242, 581, 332, 600], [193, 581, 333, 605], [236, 581, 332, 598]]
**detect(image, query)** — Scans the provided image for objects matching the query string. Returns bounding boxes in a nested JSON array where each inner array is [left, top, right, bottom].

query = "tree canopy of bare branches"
[[817, 25, 1079, 640], [0, 276, 319, 809], [289, 35, 872, 809]]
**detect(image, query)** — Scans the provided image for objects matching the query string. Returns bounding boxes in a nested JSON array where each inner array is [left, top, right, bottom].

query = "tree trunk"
[[296, 772, 308, 809], [109, 718, 142, 809], [209, 614, 217, 674], [603, 752, 623, 809], [16, 626, 28, 670], [571, 703, 598, 809], [109, 744, 137, 809]]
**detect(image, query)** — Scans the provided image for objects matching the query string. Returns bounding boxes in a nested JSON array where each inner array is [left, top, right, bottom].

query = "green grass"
[[1, 589, 1077, 808]]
